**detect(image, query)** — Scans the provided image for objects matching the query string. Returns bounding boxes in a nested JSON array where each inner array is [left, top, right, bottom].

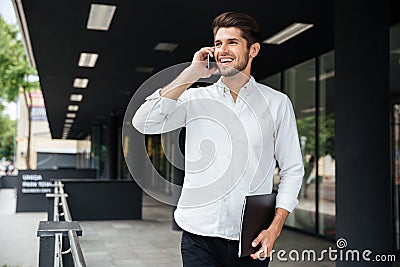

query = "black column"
[[106, 113, 118, 179], [335, 0, 392, 266]]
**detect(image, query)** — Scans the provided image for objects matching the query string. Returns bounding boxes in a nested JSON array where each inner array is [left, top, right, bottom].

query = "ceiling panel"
[[21, 0, 337, 138]]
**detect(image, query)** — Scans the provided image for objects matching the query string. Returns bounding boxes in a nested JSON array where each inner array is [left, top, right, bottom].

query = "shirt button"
[[223, 199, 227, 203], [224, 87, 229, 93]]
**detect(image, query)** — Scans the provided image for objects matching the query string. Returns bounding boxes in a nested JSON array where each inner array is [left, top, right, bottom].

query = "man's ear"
[[249, 42, 261, 58]]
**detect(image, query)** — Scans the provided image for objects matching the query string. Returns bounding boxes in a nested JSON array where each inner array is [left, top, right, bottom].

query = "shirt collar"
[[215, 75, 257, 96]]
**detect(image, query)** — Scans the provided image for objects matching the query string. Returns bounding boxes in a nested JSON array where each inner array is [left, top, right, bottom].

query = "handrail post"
[[38, 181, 86, 267], [54, 233, 62, 267]]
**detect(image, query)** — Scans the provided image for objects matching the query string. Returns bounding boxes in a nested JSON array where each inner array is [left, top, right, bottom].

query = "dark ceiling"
[[16, 0, 398, 139]]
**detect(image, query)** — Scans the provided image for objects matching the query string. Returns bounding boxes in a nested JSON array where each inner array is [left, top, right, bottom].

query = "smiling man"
[[132, 12, 304, 267]]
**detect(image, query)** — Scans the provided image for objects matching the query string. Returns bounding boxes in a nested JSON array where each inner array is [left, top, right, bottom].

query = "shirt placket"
[[215, 84, 250, 238]]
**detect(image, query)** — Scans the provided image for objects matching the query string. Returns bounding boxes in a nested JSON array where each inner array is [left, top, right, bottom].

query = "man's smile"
[[218, 55, 235, 66]]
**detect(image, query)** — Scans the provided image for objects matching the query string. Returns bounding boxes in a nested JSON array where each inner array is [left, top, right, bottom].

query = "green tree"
[[0, 105, 15, 160], [0, 16, 39, 167], [296, 113, 335, 194], [296, 113, 335, 159]]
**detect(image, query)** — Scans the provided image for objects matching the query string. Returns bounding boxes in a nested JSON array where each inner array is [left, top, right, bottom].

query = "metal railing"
[[37, 180, 86, 267], [54, 181, 86, 266]]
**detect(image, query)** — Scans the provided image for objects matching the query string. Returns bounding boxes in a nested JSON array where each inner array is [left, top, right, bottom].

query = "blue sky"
[[1, 0, 19, 120]]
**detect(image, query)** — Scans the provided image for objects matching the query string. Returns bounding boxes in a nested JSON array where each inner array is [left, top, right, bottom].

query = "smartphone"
[[207, 54, 216, 69]]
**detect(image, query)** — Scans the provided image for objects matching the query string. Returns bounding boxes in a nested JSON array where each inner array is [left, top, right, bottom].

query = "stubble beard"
[[218, 51, 250, 77]]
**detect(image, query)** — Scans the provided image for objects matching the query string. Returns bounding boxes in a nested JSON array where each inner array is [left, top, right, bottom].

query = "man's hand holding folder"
[[249, 207, 289, 260], [238, 193, 290, 260]]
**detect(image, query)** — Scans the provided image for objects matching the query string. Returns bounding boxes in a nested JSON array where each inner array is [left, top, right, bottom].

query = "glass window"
[[318, 51, 336, 238], [117, 127, 130, 179], [259, 73, 282, 91], [90, 124, 107, 179], [76, 138, 91, 169], [145, 129, 182, 194], [284, 59, 316, 233], [393, 105, 400, 250], [391, 22, 400, 250]]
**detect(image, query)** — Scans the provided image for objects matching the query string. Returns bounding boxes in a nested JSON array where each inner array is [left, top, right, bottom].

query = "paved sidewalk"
[[0, 189, 47, 267], [1, 189, 398, 267], [79, 220, 338, 267], [79, 195, 181, 267], [79, 194, 336, 267]]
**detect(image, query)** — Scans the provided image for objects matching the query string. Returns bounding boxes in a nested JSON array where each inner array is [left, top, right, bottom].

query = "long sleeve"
[[132, 88, 188, 134], [274, 96, 305, 212]]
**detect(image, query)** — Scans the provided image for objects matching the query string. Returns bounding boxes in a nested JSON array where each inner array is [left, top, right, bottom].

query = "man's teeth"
[[220, 58, 233, 63]]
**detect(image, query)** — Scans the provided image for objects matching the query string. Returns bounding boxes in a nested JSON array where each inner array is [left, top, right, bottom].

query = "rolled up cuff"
[[275, 192, 299, 212]]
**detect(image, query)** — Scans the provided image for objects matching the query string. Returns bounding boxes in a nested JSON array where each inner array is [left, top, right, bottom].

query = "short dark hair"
[[212, 12, 262, 48]]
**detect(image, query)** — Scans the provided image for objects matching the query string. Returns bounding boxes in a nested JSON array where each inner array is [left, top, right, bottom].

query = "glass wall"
[[284, 59, 316, 233], [391, 22, 400, 250], [146, 135, 168, 192], [262, 52, 336, 238], [318, 51, 335, 238], [260, 73, 282, 91], [145, 128, 184, 194], [90, 124, 108, 179], [117, 126, 130, 179], [76, 138, 91, 169], [393, 105, 400, 250]]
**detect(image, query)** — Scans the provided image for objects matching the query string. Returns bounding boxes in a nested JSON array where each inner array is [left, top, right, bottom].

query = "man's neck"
[[221, 72, 251, 94]]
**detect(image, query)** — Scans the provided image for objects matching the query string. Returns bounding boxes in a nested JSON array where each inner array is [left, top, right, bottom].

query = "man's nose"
[[219, 43, 229, 53]]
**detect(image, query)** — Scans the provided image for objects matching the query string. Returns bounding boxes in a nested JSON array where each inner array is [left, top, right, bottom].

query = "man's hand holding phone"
[[160, 46, 218, 100], [188, 47, 218, 80], [207, 54, 217, 70]]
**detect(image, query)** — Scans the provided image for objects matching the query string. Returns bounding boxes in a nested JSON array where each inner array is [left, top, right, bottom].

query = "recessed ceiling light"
[[135, 66, 155, 74], [70, 94, 84, 102], [87, 4, 117, 31], [66, 113, 76, 118], [390, 48, 400, 54], [73, 78, 89, 88], [68, 105, 79, 112], [263, 23, 314, 45], [307, 70, 335, 82], [64, 124, 72, 128], [154, 42, 178, 52], [65, 119, 74, 124], [78, 53, 99, 67]]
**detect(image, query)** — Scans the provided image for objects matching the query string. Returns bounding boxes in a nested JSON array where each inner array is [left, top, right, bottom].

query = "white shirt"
[[132, 76, 304, 240]]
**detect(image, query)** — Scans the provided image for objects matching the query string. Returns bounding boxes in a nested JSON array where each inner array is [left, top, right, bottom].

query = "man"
[[132, 12, 304, 267]]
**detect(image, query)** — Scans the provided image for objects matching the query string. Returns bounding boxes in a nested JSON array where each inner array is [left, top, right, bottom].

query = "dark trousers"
[[181, 231, 270, 267]]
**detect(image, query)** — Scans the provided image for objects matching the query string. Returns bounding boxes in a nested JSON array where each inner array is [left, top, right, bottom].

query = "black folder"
[[238, 193, 277, 257]]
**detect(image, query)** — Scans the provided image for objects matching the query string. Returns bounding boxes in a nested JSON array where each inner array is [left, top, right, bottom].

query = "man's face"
[[214, 27, 250, 77]]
